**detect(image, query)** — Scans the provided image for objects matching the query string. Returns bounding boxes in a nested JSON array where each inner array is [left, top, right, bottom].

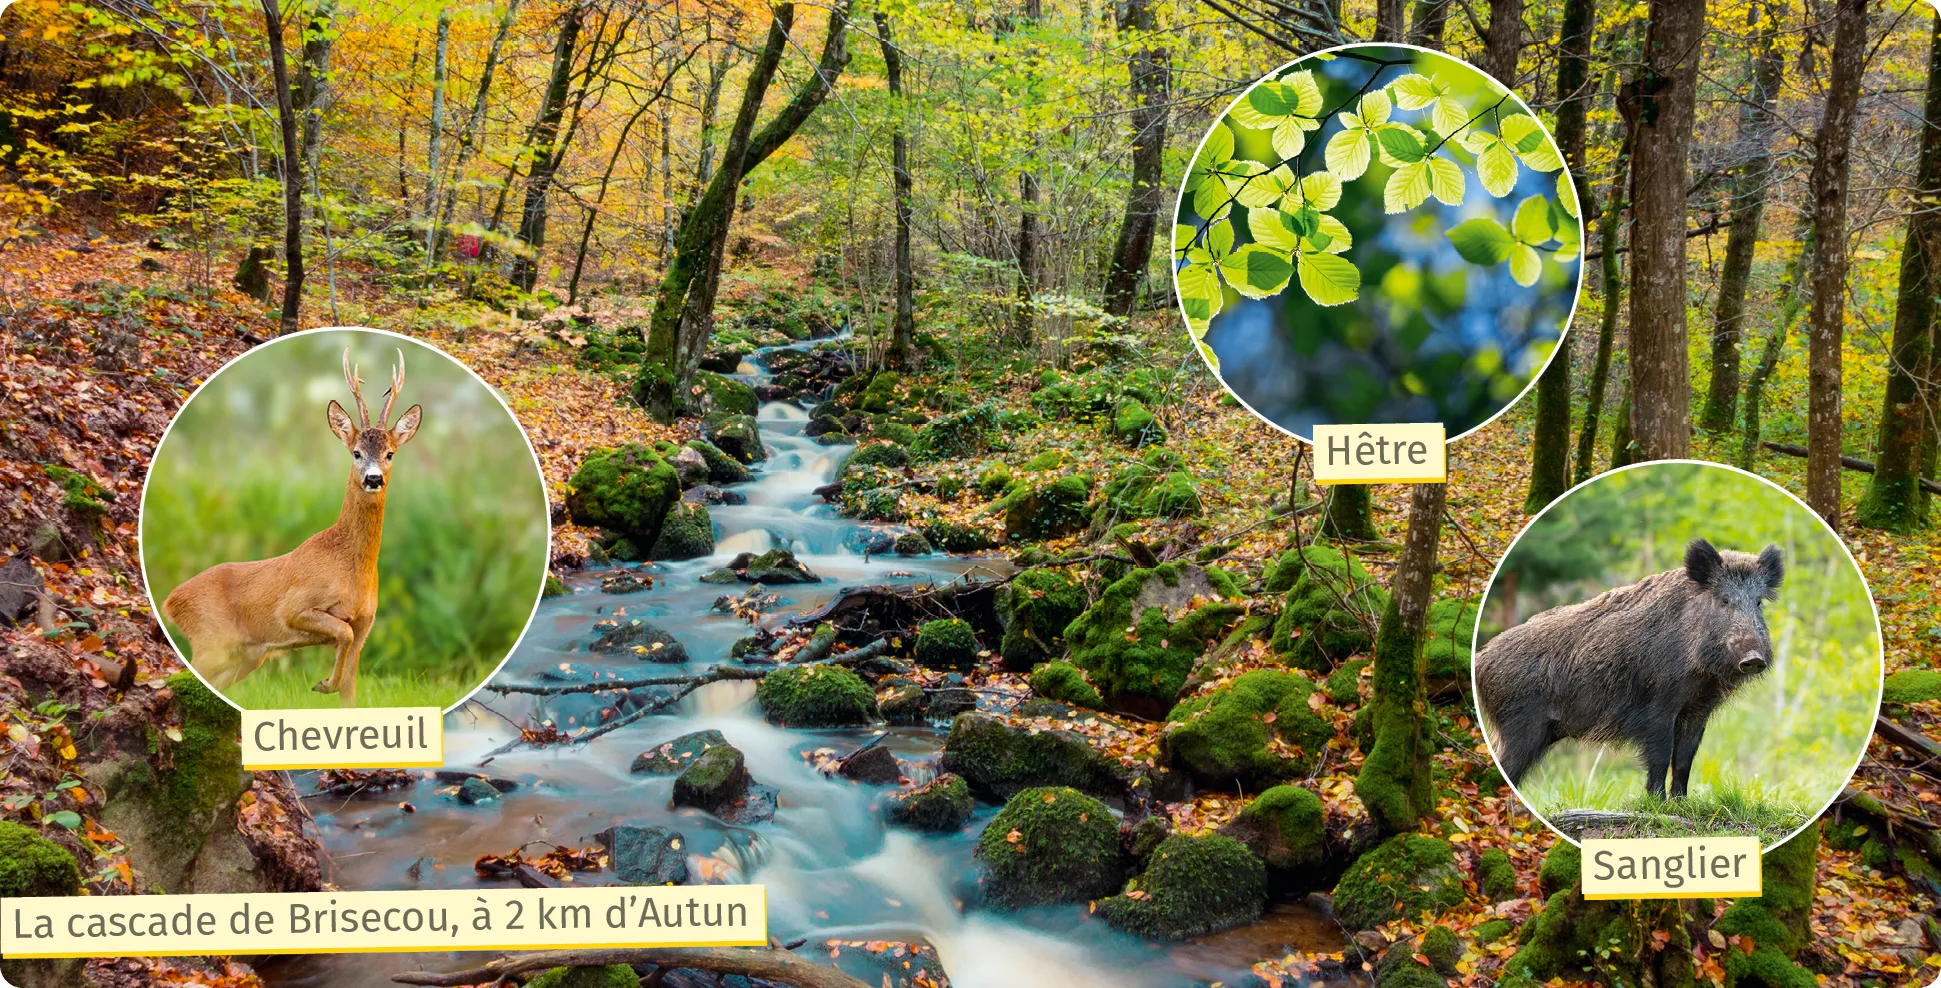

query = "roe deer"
[[163, 348, 422, 707]]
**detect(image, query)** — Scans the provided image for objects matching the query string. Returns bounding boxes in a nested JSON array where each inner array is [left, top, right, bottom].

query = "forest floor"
[[2, 230, 1939, 986]]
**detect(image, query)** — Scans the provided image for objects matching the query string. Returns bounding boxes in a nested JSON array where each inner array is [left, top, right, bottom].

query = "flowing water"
[[261, 340, 1331, 988]]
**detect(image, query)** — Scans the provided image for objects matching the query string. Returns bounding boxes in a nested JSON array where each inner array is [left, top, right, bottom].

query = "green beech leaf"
[[1326, 129, 1374, 180], [1287, 205, 1321, 237], [1503, 115, 1563, 172], [1207, 218, 1235, 257], [1203, 122, 1235, 165], [1384, 161, 1432, 213], [1356, 90, 1392, 128], [1388, 74, 1439, 110], [1513, 195, 1553, 243], [1377, 126, 1425, 165], [1478, 142, 1519, 197], [47, 810, 82, 829], [1246, 207, 1299, 252], [1557, 172, 1580, 219], [1297, 251, 1361, 306], [1218, 245, 1295, 299], [1428, 157, 1465, 206], [1446, 217, 1517, 264], [1173, 223, 1199, 251], [1509, 243, 1542, 286], [1315, 215, 1353, 254], [1232, 165, 1295, 209]]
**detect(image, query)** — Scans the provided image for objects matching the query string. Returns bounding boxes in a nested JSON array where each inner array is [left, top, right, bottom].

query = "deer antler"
[[341, 347, 371, 428], [379, 348, 405, 426]]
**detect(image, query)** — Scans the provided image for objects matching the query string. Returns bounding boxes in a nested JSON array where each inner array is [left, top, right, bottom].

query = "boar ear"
[[1684, 538, 1722, 588], [1757, 543, 1784, 597]]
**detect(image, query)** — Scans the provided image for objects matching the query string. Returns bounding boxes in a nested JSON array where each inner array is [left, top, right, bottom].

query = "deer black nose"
[[1738, 653, 1768, 674], [361, 472, 385, 491]]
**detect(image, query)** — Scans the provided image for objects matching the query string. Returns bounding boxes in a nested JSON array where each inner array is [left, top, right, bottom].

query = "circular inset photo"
[[142, 328, 549, 711], [1174, 43, 1583, 441], [1472, 462, 1882, 848]]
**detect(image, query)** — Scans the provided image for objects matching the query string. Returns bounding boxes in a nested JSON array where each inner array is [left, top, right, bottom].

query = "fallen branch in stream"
[[391, 946, 873, 988]]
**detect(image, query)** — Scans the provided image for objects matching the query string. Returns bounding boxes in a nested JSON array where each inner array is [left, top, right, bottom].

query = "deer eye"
[[385, 452, 393, 461], [353, 450, 364, 461]]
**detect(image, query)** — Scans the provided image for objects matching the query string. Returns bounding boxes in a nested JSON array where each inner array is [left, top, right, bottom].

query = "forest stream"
[[258, 338, 1341, 988]]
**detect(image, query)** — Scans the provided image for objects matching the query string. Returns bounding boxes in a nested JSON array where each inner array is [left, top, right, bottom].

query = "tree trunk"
[[1698, 1, 1784, 433], [296, 0, 334, 226], [1102, 0, 1169, 318], [1012, 171, 1040, 346], [509, 3, 585, 292], [1855, 16, 1940, 530], [877, 13, 916, 369], [425, 5, 450, 257], [1500, 846, 1695, 987], [1322, 483, 1378, 541], [1374, 0, 1406, 42], [1738, 223, 1817, 469], [1524, 0, 1591, 512], [694, 40, 733, 196], [1622, 0, 1703, 461], [1573, 67, 1629, 484], [1406, 0, 1447, 48], [1609, 376, 1637, 468], [433, 0, 523, 263], [1805, 0, 1868, 529], [568, 95, 657, 304], [1482, 0, 1523, 85], [261, 0, 305, 336], [636, 1, 853, 420], [1356, 482, 1444, 837]]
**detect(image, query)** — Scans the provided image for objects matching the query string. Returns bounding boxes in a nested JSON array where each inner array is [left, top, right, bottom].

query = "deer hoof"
[[312, 679, 338, 694]]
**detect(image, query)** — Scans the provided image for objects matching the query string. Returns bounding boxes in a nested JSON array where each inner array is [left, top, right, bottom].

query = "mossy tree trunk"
[[1499, 844, 1696, 988], [1738, 221, 1816, 469], [1573, 64, 1629, 484], [1355, 482, 1444, 836], [1803, 0, 1868, 530], [508, 2, 583, 292], [877, 13, 916, 369], [1698, 2, 1784, 434], [1322, 483, 1379, 542], [1102, 0, 1169, 318], [1856, 13, 1941, 531]]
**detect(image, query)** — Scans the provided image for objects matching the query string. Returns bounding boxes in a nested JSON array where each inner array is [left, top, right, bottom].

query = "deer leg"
[[335, 625, 372, 708], [287, 609, 356, 695]]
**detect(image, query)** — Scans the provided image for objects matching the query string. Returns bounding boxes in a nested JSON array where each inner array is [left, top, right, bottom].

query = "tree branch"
[[391, 946, 872, 988]]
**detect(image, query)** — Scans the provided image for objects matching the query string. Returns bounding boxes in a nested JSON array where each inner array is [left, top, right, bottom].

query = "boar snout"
[[1738, 652, 1768, 675]]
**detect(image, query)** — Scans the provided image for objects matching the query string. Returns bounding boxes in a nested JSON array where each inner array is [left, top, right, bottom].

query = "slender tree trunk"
[[568, 95, 657, 304], [1374, 0, 1406, 42], [1610, 377, 1637, 468], [1804, 0, 1868, 529], [1698, 1, 1784, 433], [1856, 11, 1939, 529], [425, 5, 450, 257], [694, 41, 732, 196], [1524, 0, 1591, 512], [1406, 0, 1447, 48], [1322, 483, 1379, 541], [1103, 0, 1169, 318], [1356, 482, 1445, 837], [296, 0, 334, 226], [1622, 0, 1703, 461], [510, 3, 585, 292], [1482, 0, 1523, 84], [1739, 223, 1817, 469], [877, 13, 916, 369], [1574, 68, 1629, 484], [261, 0, 304, 335], [1012, 171, 1040, 346], [433, 0, 523, 263]]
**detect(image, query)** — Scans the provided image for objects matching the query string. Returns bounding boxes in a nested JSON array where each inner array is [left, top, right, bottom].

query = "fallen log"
[[1875, 714, 1941, 762], [1759, 441, 1941, 495], [788, 580, 1002, 640], [392, 946, 872, 988], [1549, 809, 1700, 838]]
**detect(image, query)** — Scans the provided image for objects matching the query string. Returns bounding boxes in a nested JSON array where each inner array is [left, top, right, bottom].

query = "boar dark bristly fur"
[[1477, 538, 1784, 800]]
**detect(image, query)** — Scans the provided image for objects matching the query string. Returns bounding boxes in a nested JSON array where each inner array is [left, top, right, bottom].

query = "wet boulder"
[[927, 687, 977, 719], [879, 684, 928, 724], [699, 566, 740, 584], [692, 370, 757, 416], [565, 444, 682, 546], [1220, 785, 1328, 896], [543, 574, 571, 598], [1096, 835, 1265, 940], [998, 567, 1087, 671], [1001, 475, 1092, 541], [939, 712, 1122, 802], [1028, 661, 1103, 710], [631, 729, 730, 774], [805, 414, 847, 438], [684, 440, 751, 485], [671, 744, 750, 815], [457, 777, 502, 805], [702, 412, 766, 464], [892, 532, 933, 556], [1064, 563, 1245, 717], [650, 502, 715, 561], [682, 484, 747, 506], [665, 445, 711, 488], [756, 665, 877, 727], [1333, 835, 1466, 930], [885, 774, 974, 832], [599, 570, 651, 594], [836, 742, 901, 785], [1268, 545, 1389, 671], [589, 619, 690, 663], [914, 618, 978, 670], [974, 786, 1122, 909], [596, 825, 689, 886], [728, 548, 820, 584], [1162, 670, 1333, 787], [844, 525, 900, 555]]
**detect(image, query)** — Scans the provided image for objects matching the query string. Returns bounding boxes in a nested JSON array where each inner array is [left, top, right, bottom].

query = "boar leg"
[[1494, 715, 1552, 785], [1639, 713, 1679, 800], [1669, 710, 1707, 799]]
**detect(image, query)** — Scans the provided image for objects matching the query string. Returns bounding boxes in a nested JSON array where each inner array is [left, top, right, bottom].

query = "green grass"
[[1535, 772, 1812, 845], [221, 662, 479, 711]]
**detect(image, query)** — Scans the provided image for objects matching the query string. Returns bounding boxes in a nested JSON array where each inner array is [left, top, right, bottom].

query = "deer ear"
[[327, 400, 358, 447], [1758, 543, 1784, 596], [390, 404, 422, 447], [1684, 538, 1722, 588]]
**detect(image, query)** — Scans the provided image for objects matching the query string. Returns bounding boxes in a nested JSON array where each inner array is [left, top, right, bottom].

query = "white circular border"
[[1171, 41, 1588, 447], [136, 325, 553, 715], [1466, 458, 1887, 852]]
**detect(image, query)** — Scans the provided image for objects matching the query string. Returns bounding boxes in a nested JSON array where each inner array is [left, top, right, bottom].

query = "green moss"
[[45, 463, 113, 517], [0, 820, 82, 897], [914, 618, 978, 670], [701, 412, 765, 464], [1538, 841, 1580, 897], [885, 774, 974, 832], [649, 502, 714, 560], [860, 371, 901, 413], [1883, 669, 1941, 705], [1356, 594, 1433, 836], [1110, 399, 1166, 447], [1478, 846, 1517, 900], [977, 460, 1014, 497], [1162, 670, 1332, 786], [1326, 658, 1369, 705], [1420, 925, 1461, 975], [876, 421, 918, 446], [542, 574, 570, 598], [1375, 952, 1447, 988], [846, 441, 911, 475], [1270, 545, 1388, 670], [940, 712, 1122, 800], [756, 666, 877, 727], [684, 439, 750, 484], [1002, 474, 1093, 540], [525, 964, 640, 988], [565, 444, 682, 540], [892, 532, 933, 555], [1097, 835, 1265, 940], [1030, 661, 1103, 709], [1065, 563, 1245, 715], [1422, 597, 1478, 687], [159, 670, 245, 830], [919, 520, 999, 553], [1474, 918, 1515, 944], [692, 370, 757, 416], [1717, 822, 1818, 988], [912, 402, 1003, 461], [1022, 450, 1068, 472], [1096, 460, 1202, 521], [1000, 567, 1088, 670], [975, 786, 1122, 908], [1233, 785, 1324, 869], [1332, 834, 1465, 930]]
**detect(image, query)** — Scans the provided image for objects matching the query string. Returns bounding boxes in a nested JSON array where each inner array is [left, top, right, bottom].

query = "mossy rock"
[[685, 439, 750, 484], [914, 618, 978, 670], [542, 574, 570, 598], [1333, 834, 1465, 930], [974, 786, 1122, 909], [631, 729, 730, 775], [1221, 784, 1325, 872], [1097, 460, 1201, 521], [565, 444, 682, 541], [939, 712, 1123, 801], [1478, 846, 1518, 901], [1883, 669, 1941, 705], [1109, 399, 1166, 447], [1001, 474, 1092, 540], [1030, 661, 1103, 709], [1537, 841, 1579, 897], [756, 666, 877, 727], [1325, 658, 1369, 705], [892, 532, 933, 556], [650, 502, 715, 560], [912, 402, 1003, 461], [1162, 670, 1332, 786], [1474, 918, 1515, 944], [1270, 545, 1389, 670], [702, 412, 766, 464], [671, 744, 750, 814], [1375, 948, 1449, 988], [977, 460, 1014, 497], [0, 820, 81, 897], [885, 774, 973, 832], [845, 441, 910, 476], [920, 520, 999, 553], [876, 421, 918, 446], [525, 965, 640, 988], [1097, 834, 1265, 940], [1022, 450, 1069, 472], [692, 370, 757, 416], [999, 567, 1087, 671], [860, 372, 901, 413], [1423, 597, 1478, 690], [45, 463, 113, 516], [1065, 563, 1245, 717], [1421, 924, 1461, 975], [1716, 822, 1819, 988]]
